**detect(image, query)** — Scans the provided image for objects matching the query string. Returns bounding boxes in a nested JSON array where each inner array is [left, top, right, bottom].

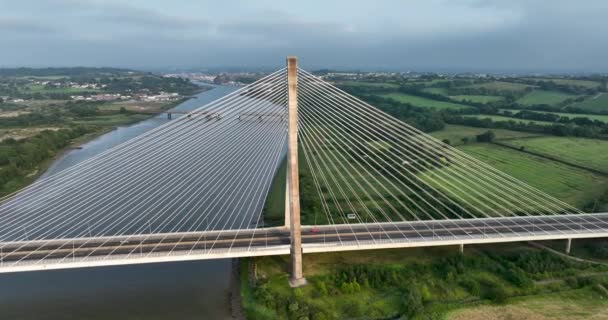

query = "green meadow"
[[501, 136, 608, 174], [517, 90, 576, 106], [458, 143, 608, 208], [381, 92, 473, 110], [574, 93, 608, 112]]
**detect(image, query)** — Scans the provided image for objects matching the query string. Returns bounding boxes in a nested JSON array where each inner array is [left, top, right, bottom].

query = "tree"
[[476, 130, 495, 142], [442, 138, 451, 145], [401, 286, 423, 317], [461, 137, 469, 144]]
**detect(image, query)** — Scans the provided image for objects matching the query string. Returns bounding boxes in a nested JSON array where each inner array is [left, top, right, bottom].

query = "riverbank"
[[239, 242, 608, 319]]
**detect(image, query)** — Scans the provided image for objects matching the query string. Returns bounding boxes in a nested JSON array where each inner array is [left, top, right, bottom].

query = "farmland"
[[517, 90, 576, 106], [430, 125, 542, 146], [447, 288, 608, 320], [500, 136, 608, 174], [466, 81, 532, 92], [574, 93, 608, 112], [524, 78, 603, 89], [340, 81, 399, 89], [458, 143, 608, 208], [450, 95, 504, 103], [464, 115, 556, 126], [381, 92, 473, 110], [500, 109, 608, 124]]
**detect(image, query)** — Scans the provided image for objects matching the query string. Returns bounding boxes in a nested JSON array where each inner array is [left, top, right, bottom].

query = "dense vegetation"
[[0, 127, 93, 195], [241, 242, 608, 319]]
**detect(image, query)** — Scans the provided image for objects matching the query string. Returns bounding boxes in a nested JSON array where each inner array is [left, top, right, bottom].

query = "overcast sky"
[[1, 0, 607, 72]]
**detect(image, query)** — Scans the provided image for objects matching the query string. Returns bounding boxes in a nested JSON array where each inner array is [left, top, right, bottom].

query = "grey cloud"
[[0, 18, 57, 34], [0, 0, 607, 72]]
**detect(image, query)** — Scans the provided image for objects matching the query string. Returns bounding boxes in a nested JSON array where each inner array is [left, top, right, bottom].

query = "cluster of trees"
[[445, 114, 608, 139], [247, 245, 605, 320], [0, 111, 63, 127], [348, 93, 445, 132], [516, 78, 606, 95], [502, 110, 608, 128], [0, 127, 92, 195], [102, 75, 199, 95], [444, 85, 526, 101]]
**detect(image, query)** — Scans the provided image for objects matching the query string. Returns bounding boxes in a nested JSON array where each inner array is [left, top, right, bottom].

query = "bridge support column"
[[459, 243, 464, 254], [284, 168, 290, 228], [566, 238, 572, 255], [286, 56, 306, 287]]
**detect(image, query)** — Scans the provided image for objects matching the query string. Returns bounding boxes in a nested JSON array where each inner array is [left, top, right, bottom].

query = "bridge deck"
[[0, 213, 607, 273]]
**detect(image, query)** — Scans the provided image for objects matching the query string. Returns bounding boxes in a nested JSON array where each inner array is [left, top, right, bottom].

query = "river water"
[[0, 85, 238, 320]]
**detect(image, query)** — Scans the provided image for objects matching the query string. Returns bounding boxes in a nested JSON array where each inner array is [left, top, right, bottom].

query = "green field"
[[465, 114, 555, 126], [524, 78, 603, 89], [381, 93, 473, 110], [430, 125, 542, 146], [466, 81, 532, 92], [451, 95, 504, 103], [447, 287, 608, 320], [457, 143, 608, 208], [574, 93, 608, 112], [517, 90, 576, 106], [501, 136, 608, 174], [501, 109, 608, 123], [340, 81, 399, 89], [422, 87, 448, 95]]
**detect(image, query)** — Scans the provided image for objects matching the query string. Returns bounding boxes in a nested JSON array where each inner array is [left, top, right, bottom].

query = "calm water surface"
[[0, 85, 237, 320]]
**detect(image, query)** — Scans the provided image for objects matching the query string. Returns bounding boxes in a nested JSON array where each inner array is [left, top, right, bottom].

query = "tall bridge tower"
[[286, 56, 306, 287]]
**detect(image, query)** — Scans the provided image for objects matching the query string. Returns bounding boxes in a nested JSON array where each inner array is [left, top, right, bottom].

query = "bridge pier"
[[167, 112, 172, 120], [285, 168, 290, 228], [566, 238, 572, 254], [286, 56, 306, 287], [459, 243, 464, 254]]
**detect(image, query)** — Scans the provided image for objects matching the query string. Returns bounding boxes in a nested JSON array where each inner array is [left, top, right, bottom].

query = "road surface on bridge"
[[1, 213, 606, 272]]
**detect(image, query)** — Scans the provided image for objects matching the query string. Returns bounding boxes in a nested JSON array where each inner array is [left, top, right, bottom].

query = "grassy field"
[[451, 95, 504, 104], [422, 87, 448, 95], [457, 143, 608, 208], [447, 287, 608, 320], [574, 93, 608, 113], [340, 81, 399, 89], [500, 109, 608, 123], [466, 81, 532, 92], [500, 136, 608, 174], [381, 92, 473, 110], [465, 114, 555, 125], [430, 125, 542, 146], [524, 78, 603, 89], [517, 90, 576, 106]]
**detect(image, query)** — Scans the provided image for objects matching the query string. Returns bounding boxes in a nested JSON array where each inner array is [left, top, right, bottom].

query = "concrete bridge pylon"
[[286, 56, 306, 287]]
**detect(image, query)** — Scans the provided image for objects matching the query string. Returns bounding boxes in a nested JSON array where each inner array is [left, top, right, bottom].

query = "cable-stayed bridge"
[[0, 57, 606, 286]]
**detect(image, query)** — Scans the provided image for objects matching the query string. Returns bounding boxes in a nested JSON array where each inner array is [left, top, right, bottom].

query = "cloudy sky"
[[1, 0, 607, 72]]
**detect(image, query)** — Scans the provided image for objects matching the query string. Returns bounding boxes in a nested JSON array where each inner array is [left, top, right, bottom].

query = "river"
[[0, 85, 238, 320]]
